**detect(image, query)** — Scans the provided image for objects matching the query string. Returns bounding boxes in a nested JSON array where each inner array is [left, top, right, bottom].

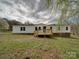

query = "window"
[[43, 26, 46, 33], [20, 27, 25, 31], [43, 26, 46, 30], [35, 27, 37, 31], [50, 27, 52, 29], [39, 27, 41, 30], [66, 27, 68, 30]]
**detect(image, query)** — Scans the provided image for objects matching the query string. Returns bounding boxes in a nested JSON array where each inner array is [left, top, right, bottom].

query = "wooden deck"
[[34, 29, 53, 37]]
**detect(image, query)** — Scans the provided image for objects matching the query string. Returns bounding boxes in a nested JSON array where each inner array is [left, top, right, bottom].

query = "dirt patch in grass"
[[0, 48, 62, 59], [9, 48, 62, 59]]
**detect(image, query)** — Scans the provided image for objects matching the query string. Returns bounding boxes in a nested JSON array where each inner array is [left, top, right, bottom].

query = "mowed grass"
[[0, 32, 79, 59]]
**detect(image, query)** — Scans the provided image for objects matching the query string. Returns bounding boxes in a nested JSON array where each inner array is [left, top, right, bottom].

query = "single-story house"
[[12, 24, 71, 37]]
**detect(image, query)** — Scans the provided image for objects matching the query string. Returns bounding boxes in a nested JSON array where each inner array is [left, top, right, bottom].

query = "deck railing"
[[34, 29, 53, 36]]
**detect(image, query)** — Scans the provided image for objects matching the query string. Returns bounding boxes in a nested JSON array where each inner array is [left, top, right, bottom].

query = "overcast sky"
[[0, 0, 60, 24]]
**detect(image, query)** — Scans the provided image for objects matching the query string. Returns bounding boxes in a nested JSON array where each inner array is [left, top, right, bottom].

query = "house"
[[12, 24, 71, 37]]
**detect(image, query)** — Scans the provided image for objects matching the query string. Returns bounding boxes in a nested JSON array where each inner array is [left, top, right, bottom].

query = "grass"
[[0, 31, 79, 59]]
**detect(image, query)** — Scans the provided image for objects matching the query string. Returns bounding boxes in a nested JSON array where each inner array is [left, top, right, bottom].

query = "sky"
[[0, 0, 61, 24]]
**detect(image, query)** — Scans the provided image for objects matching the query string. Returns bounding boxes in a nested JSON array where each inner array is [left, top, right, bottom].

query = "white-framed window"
[[50, 27, 52, 29], [20, 27, 25, 31], [66, 27, 68, 30], [39, 27, 41, 30], [35, 27, 37, 31]]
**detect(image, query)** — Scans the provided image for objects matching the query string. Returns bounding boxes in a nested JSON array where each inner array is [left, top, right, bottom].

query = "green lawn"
[[0, 32, 79, 59]]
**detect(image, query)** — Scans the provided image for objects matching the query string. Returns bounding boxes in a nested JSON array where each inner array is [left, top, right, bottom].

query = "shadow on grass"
[[69, 36, 79, 40], [12, 33, 33, 35], [35, 35, 59, 40], [12, 33, 79, 40]]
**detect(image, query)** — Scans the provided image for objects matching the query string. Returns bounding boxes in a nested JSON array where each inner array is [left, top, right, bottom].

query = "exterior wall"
[[35, 25, 51, 30], [12, 26, 35, 33], [12, 25, 71, 34], [52, 26, 71, 33]]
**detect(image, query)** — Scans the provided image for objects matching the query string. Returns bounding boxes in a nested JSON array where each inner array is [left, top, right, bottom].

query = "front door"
[[43, 26, 46, 33]]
